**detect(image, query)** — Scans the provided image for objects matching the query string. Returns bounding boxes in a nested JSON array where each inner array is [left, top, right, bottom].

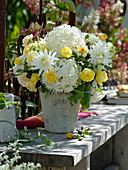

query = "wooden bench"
[[1, 104, 128, 170]]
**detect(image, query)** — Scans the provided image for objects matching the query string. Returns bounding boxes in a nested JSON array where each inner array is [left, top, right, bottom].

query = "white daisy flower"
[[30, 49, 57, 75], [89, 40, 113, 67]]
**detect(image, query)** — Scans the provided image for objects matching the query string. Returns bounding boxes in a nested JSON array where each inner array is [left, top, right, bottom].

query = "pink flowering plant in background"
[[76, 0, 94, 8], [21, 22, 44, 40], [22, 0, 76, 28], [82, 0, 128, 84]]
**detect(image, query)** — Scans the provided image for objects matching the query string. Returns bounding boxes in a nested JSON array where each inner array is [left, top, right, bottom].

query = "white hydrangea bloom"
[[45, 24, 86, 57], [42, 59, 79, 93]]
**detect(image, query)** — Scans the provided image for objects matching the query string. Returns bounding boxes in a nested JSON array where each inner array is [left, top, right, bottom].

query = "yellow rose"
[[45, 70, 57, 83], [99, 33, 108, 41], [61, 47, 72, 58], [80, 68, 95, 82], [78, 47, 87, 53], [66, 132, 73, 139], [26, 81, 37, 92], [30, 73, 40, 85], [95, 70, 108, 86], [14, 57, 21, 65]]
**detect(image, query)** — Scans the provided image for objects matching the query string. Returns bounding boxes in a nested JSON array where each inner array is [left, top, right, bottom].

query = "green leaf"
[[0, 103, 6, 110], [56, 2, 69, 11], [16, 69, 24, 73], [25, 100, 37, 107], [44, 138, 53, 145], [72, 89, 84, 103], [80, 91, 91, 109], [0, 93, 5, 98], [85, 34, 89, 40], [64, 0, 76, 13], [26, 72, 32, 78], [37, 135, 48, 142], [0, 93, 13, 110], [97, 87, 102, 92], [55, 0, 76, 13], [18, 138, 34, 143]]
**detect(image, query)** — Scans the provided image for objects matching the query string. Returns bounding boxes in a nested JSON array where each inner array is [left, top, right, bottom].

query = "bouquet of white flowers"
[[13, 24, 115, 108]]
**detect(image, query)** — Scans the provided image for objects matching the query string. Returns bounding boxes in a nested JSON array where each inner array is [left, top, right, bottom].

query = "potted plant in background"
[[13, 24, 115, 133], [0, 93, 17, 142]]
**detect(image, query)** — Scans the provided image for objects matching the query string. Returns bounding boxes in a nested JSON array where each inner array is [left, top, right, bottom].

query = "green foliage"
[[69, 85, 91, 109], [25, 100, 37, 108], [55, 0, 76, 13], [18, 127, 56, 151], [0, 93, 13, 110], [7, 0, 32, 41], [66, 126, 92, 141], [6, 0, 33, 63], [76, 126, 92, 141], [0, 141, 41, 169]]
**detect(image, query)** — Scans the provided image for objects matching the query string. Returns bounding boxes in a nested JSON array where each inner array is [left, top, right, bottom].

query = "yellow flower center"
[[95, 70, 108, 86], [26, 51, 35, 63], [14, 57, 21, 65], [45, 70, 57, 83], [30, 73, 40, 85], [80, 68, 95, 82], [41, 44, 49, 52], [99, 33, 108, 41], [23, 46, 30, 54], [78, 47, 87, 53], [61, 47, 72, 58]]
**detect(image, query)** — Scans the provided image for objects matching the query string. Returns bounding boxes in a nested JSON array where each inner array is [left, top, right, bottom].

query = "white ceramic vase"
[[0, 93, 16, 143], [40, 92, 80, 133]]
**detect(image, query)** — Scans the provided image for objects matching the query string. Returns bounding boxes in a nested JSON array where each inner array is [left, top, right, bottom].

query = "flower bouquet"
[[13, 24, 115, 132]]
